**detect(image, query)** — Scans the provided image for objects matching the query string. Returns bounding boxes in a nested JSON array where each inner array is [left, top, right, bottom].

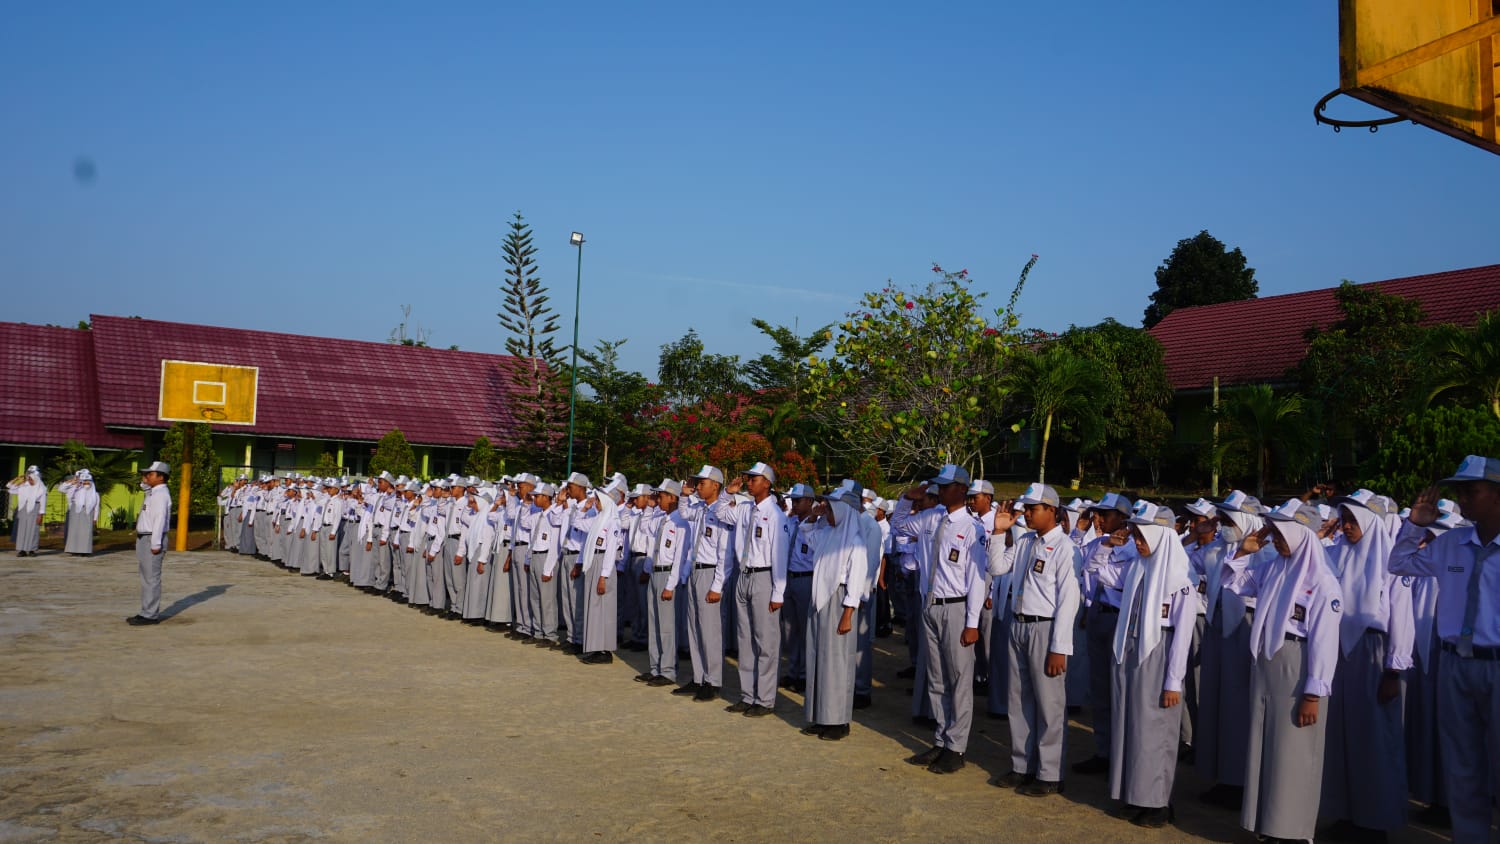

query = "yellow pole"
[[175, 462, 192, 551]]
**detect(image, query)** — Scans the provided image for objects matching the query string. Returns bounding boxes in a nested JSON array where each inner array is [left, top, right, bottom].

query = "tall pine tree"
[[498, 211, 567, 469]]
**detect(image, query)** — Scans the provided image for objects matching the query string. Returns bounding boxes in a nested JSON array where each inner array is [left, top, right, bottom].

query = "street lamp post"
[[566, 231, 584, 475]]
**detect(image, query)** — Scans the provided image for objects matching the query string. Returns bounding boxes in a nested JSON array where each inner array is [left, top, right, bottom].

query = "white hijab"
[[1331, 504, 1393, 656], [812, 499, 877, 611], [1114, 523, 1193, 665], [1249, 519, 1330, 661]]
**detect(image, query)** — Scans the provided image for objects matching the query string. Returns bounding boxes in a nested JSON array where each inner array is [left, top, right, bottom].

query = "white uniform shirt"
[[988, 524, 1082, 655], [135, 484, 172, 551], [1390, 521, 1500, 649]]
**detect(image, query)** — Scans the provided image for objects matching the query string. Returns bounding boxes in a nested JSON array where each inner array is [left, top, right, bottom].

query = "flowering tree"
[[803, 257, 1038, 479]]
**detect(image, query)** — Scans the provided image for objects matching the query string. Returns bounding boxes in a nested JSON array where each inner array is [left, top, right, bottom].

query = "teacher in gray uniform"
[[128, 461, 172, 626]]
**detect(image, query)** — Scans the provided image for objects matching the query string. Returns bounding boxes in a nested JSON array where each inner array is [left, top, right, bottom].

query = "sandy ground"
[[0, 549, 1458, 843]]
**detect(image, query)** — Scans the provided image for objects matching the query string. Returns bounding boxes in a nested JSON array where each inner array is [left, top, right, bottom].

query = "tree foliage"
[[44, 439, 139, 496], [657, 329, 746, 407], [498, 211, 567, 467], [463, 436, 504, 479], [744, 318, 832, 395], [1212, 384, 1306, 499], [370, 428, 417, 478], [311, 451, 341, 477], [157, 422, 221, 514], [1001, 344, 1109, 485], [1363, 405, 1500, 502], [1142, 230, 1258, 328], [804, 258, 1036, 478], [576, 339, 656, 479], [1427, 309, 1500, 420], [1057, 318, 1173, 484]]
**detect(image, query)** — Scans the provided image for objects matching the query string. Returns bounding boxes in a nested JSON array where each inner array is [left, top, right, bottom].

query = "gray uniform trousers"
[[284, 529, 303, 571], [135, 535, 163, 619], [806, 585, 856, 726], [734, 569, 780, 706], [911, 617, 935, 719], [300, 532, 319, 575], [856, 597, 876, 696], [485, 541, 514, 625], [1007, 618, 1069, 781], [1109, 632, 1183, 809], [632, 556, 650, 645], [1242, 639, 1327, 843], [781, 573, 814, 682], [1435, 647, 1500, 843], [619, 554, 643, 639], [987, 611, 1012, 715], [1196, 610, 1253, 787], [442, 536, 463, 610], [337, 524, 353, 572], [1404, 638, 1444, 805], [405, 537, 430, 606], [1321, 628, 1407, 831], [255, 515, 272, 558], [64, 508, 95, 554], [390, 533, 407, 594], [647, 566, 678, 679], [684, 566, 724, 687], [426, 544, 448, 610], [1085, 605, 1119, 757], [527, 549, 560, 642], [318, 527, 338, 576], [346, 535, 367, 583], [238, 517, 257, 556], [1181, 613, 1205, 746], [923, 599, 975, 753], [580, 551, 617, 653], [223, 508, 237, 550], [462, 551, 492, 620], [720, 568, 739, 653], [371, 540, 393, 590], [974, 574, 994, 685], [559, 551, 581, 641], [265, 527, 281, 562], [1066, 603, 1091, 707]]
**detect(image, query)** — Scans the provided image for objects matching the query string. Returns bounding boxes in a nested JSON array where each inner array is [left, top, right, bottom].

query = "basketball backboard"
[[1324, 0, 1499, 155], [159, 359, 259, 425]]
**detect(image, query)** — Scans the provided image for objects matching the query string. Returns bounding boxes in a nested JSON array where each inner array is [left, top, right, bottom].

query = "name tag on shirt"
[[704, 526, 714, 538], [801, 543, 809, 554], [664, 538, 673, 548], [1291, 603, 1307, 623], [755, 525, 763, 539], [1032, 558, 1046, 574], [596, 536, 605, 547], [540, 532, 549, 541], [1161, 603, 1171, 619], [947, 548, 960, 563]]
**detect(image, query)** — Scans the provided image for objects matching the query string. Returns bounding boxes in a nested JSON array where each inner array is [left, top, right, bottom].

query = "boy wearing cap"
[[674, 465, 735, 702], [722, 463, 789, 716], [559, 473, 595, 653], [639, 480, 694, 685], [989, 482, 1082, 795], [1390, 456, 1500, 843], [1071, 492, 1134, 775], [780, 485, 818, 693], [902, 465, 990, 774], [967, 481, 999, 696], [526, 483, 565, 646], [127, 462, 173, 625]]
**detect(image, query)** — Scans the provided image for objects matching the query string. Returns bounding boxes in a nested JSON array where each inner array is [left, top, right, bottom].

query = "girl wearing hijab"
[[1318, 490, 1413, 838], [577, 477, 624, 664], [60, 470, 101, 556], [801, 485, 879, 741], [7, 466, 46, 556], [1109, 501, 1196, 828], [1226, 499, 1343, 844]]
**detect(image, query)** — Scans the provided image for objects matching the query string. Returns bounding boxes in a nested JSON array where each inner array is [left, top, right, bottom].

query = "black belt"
[[653, 565, 673, 572], [448, 533, 461, 538], [743, 567, 771, 574], [930, 595, 966, 606], [1442, 640, 1500, 660], [789, 570, 814, 578], [137, 532, 152, 537], [513, 542, 528, 547], [694, 563, 717, 570], [1285, 632, 1307, 643], [1014, 613, 1052, 623]]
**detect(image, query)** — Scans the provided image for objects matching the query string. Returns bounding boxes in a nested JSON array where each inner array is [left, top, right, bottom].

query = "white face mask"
[[139, 481, 150, 491]]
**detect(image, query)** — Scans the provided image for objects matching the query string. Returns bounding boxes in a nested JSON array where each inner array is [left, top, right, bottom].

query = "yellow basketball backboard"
[[159, 360, 259, 425], [1332, 0, 1499, 155]]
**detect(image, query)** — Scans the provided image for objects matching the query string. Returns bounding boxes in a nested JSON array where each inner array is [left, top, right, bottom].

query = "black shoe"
[[693, 685, 719, 702], [672, 682, 703, 697], [725, 701, 752, 714], [974, 679, 989, 694], [521, 636, 540, 645], [743, 704, 773, 718], [907, 746, 944, 766], [561, 643, 582, 655], [927, 748, 965, 774], [852, 693, 872, 709], [1108, 803, 1145, 820], [579, 651, 613, 665], [647, 675, 676, 687], [779, 675, 796, 689], [1131, 806, 1174, 829], [125, 615, 160, 626], [791, 679, 806, 693], [315, 573, 333, 580], [724, 648, 738, 659], [991, 771, 1033, 789], [1198, 783, 1244, 810], [896, 666, 917, 679], [1072, 755, 1110, 775], [800, 723, 825, 737], [634, 672, 654, 683], [876, 626, 893, 638], [535, 640, 560, 650], [1016, 778, 1064, 797], [818, 724, 849, 741]]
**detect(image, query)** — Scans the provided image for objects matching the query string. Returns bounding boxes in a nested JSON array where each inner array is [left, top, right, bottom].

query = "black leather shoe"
[[693, 684, 719, 702], [647, 675, 676, 687], [671, 682, 702, 697], [561, 643, 583, 655], [800, 723, 825, 736], [1017, 778, 1064, 797], [725, 701, 752, 713], [743, 704, 773, 718], [927, 748, 965, 774], [779, 675, 795, 689], [1131, 806, 1174, 828], [990, 771, 1033, 789], [818, 724, 849, 741], [907, 746, 944, 766], [1198, 783, 1244, 810], [125, 615, 161, 626], [580, 651, 613, 664], [791, 679, 806, 693], [1072, 755, 1110, 775], [633, 672, 654, 683]]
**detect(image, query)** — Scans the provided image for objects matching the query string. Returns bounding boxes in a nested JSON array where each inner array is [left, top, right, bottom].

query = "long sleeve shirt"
[[1328, 534, 1415, 671], [650, 508, 696, 586], [1389, 520, 1500, 649], [725, 495, 790, 603], [907, 505, 990, 628], [135, 484, 172, 551], [1226, 554, 1342, 697], [686, 497, 738, 591], [1080, 536, 1135, 609], [988, 524, 1082, 655]]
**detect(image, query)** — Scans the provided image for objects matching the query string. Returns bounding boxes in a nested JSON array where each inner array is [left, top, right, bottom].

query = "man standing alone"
[[129, 461, 172, 626]]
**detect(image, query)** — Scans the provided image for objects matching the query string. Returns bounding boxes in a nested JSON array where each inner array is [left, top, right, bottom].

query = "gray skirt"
[[1242, 638, 1327, 842], [64, 508, 95, 554], [1109, 632, 1183, 809], [1405, 637, 1443, 805], [806, 586, 856, 726], [1196, 610, 1253, 786], [1321, 629, 1407, 830], [580, 552, 617, 653], [13, 503, 41, 552]]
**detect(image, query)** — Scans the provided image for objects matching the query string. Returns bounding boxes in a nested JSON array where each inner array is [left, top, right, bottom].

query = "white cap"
[[1091, 492, 1133, 515], [533, 482, 557, 498], [786, 483, 816, 500], [566, 472, 592, 489], [1018, 482, 1059, 508], [1443, 454, 1500, 484], [931, 464, 971, 486], [691, 465, 725, 485], [1265, 498, 1322, 528], [743, 462, 776, 485], [1128, 499, 1175, 527], [967, 479, 995, 497], [1216, 489, 1263, 514], [143, 461, 171, 476], [1184, 497, 1217, 517], [654, 479, 684, 497]]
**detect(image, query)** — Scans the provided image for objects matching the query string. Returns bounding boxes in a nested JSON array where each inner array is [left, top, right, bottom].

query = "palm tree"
[[1214, 384, 1304, 499], [1428, 310, 1500, 420], [1001, 346, 1106, 485], [44, 440, 140, 495]]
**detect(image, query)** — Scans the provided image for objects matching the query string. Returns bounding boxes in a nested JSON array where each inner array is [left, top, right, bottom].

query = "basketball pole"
[[175, 461, 192, 552]]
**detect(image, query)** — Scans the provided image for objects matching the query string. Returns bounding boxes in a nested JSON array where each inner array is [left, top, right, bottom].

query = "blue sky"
[[3, 2, 1496, 378]]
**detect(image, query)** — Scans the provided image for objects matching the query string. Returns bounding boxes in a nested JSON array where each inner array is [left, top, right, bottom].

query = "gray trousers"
[[405, 538, 429, 606], [1436, 647, 1500, 843], [1405, 638, 1444, 805], [1007, 618, 1068, 781], [238, 518, 257, 556], [255, 515, 271, 557], [426, 545, 447, 610], [647, 568, 677, 679], [1085, 606, 1119, 757], [135, 535, 162, 619], [806, 586, 855, 726], [1242, 639, 1327, 842], [856, 598, 875, 696], [987, 611, 1012, 715], [300, 533, 319, 574], [484, 543, 514, 624], [1181, 613, 1205, 746], [685, 567, 724, 687], [223, 508, 237, 549], [390, 534, 407, 594], [527, 551, 559, 642], [619, 554, 644, 639], [1321, 629, 1407, 830], [1109, 632, 1183, 809], [337, 524, 353, 572], [1197, 610, 1253, 787], [560, 551, 582, 643], [348, 536, 368, 583], [266, 527, 282, 562], [442, 537, 463, 609], [372, 541, 394, 589], [632, 556, 650, 645], [974, 576, 994, 684], [318, 528, 337, 575], [734, 569, 780, 706], [923, 600, 975, 753], [782, 574, 814, 681]]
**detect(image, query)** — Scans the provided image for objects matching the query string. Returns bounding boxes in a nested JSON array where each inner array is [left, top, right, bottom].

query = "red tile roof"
[[0, 323, 142, 449], [1148, 263, 1500, 391], [87, 315, 530, 448]]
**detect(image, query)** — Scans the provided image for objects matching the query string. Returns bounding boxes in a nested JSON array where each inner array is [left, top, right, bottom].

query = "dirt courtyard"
[[0, 549, 1456, 843]]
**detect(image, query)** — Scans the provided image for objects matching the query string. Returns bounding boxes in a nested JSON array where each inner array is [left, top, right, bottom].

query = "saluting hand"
[[1407, 486, 1441, 528], [992, 507, 1018, 534]]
